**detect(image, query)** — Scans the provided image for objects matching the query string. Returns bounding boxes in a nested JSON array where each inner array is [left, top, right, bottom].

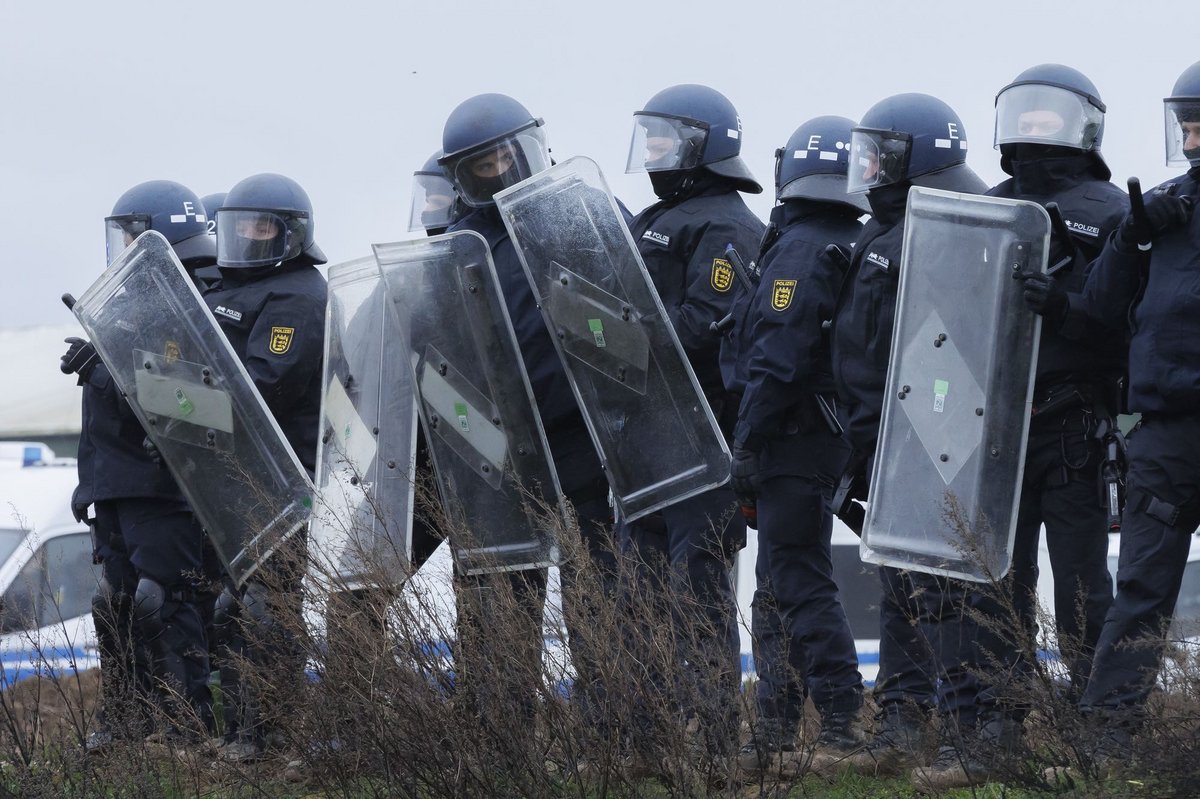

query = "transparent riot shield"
[[861, 188, 1049, 582], [494, 156, 730, 521], [374, 231, 562, 575], [310, 257, 418, 591], [71, 231, 314, 587]]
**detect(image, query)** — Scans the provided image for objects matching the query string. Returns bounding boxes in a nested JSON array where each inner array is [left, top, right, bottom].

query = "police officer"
[[724, 116, 868, 774], [621, 83, 765, 760], [408, 150, 459, 237], [64, 181, 218, 749], [828, 94, 989, 779], [996, 57, 1126, 714], [437, 93, 615, 735], [1028, 60, 1200, 772], [205, 173, 328, 761]]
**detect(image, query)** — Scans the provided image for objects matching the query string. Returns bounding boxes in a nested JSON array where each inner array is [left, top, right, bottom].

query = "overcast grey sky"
[[0, 0, 1190, 330]]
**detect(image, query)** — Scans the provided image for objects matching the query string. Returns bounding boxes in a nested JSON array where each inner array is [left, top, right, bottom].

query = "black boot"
[[846, 702, 931, 776]]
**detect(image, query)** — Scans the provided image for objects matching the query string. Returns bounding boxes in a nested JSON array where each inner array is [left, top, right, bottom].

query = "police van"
[[0, 443, 99, 687]]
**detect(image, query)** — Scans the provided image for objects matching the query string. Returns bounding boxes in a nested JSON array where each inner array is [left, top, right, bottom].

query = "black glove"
[[60, 337, 98, 381], [1118, 189, 1194, 250], [1017, 270, 1068, 318], [71, 501, 90, 525], [730, 445, 761, 500], [142, 435, 164, 469]]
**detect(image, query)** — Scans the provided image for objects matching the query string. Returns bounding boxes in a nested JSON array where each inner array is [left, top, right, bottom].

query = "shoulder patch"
[[1063, 218, 1100, 238], [771, 279, 797, 312], [268, 326, 295, 355], [711, 259, 734, 292]]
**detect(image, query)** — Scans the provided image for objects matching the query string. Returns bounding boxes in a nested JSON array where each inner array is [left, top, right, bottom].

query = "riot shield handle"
[[62, 293, 76, 310]]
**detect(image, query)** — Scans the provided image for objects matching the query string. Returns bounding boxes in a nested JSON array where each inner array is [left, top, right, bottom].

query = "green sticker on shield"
[[454, 401, 470, 432], [933, 379, 949, 414], [588, 318, 606, 348]]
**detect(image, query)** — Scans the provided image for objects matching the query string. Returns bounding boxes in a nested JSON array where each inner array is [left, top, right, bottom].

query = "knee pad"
[[213, 587, 241, 648], [242, 581, 274, 639], [133, 577, 175, 642]]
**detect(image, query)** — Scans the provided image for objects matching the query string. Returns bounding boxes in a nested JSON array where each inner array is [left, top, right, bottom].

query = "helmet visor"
[[216, 209, 307, 267], [408, 171, 456, 232], [626, 113, 709, 173], [1164, 100, 1200, 166], [105, 214, 151, 266], [847, 129, 912, 194], [446, 127, 550, 207], [995, 84, 1103, 150]]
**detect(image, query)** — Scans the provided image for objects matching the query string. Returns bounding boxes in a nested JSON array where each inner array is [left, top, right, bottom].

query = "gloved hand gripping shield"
[[71, 231, 314, 587], [310, 257, 418, 590], [374, 231, 563, 575], [861, 188, 1049, 582], [495, 156, 731, 521]]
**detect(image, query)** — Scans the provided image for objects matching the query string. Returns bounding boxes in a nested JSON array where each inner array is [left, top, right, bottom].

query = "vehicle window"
[[40, 534, 100, 627], [0, 534, 100, 634], [0, 529, 26, 574], [0, 551, 43, 634], [832, 545, 881, 640]]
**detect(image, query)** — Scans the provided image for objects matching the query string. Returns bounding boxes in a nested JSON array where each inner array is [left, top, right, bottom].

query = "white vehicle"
[[0, 443, 99, 688]]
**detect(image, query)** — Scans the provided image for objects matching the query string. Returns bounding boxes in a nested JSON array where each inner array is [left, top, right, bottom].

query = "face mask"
[[649, 169, 694, 201]]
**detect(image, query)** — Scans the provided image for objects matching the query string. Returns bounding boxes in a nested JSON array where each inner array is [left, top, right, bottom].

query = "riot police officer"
[[621, 83, 765, 760], [828, 93, 989, 779], [938, 62, 1127, 783], [408, 150, 459, 237], [64, 180, 218, 749], [725, 116, 869, 775], [205, 173, 328, 761], [437, 93, 615, 736], [1030, 59, 1200, 772]]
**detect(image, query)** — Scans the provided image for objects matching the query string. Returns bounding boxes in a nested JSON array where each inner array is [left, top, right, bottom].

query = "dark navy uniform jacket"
[[830, 195, 906, 456], [988, 155, 1128, 394], [75, 361, 183, 505], [630, 185, 766, 404], [203, 260, 327, 473], [1079, 166, 1200, 415], [731, 200, 862, 459], [451, 205, 606, 498]]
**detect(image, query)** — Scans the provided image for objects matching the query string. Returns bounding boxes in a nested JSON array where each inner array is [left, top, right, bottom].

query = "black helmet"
[[439, 94, 550, 207], [994, 63, 1108, 176], [216, 173, 326, 268], [105, 180, 216, 267], [1164, 60, 1200, 166], [626, 84, 761, 194], [848, 93, 986, 195], [409, 150, 457, 232], [775, 115, 868, 213]]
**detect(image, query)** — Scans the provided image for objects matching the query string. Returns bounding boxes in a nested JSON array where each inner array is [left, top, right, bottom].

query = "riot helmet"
[[408, 150, 457, 232], [776, 116, 869, 213], [848, 93, 984, 194], [439, 94, 550, 208], [200, 192, 227, 236], [1164, 60, 1200, 166], [994, 63, 1108, 176], [105, 180, 216, 267], [626, 84, 762, 194], [216, 173, 327, 268]]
